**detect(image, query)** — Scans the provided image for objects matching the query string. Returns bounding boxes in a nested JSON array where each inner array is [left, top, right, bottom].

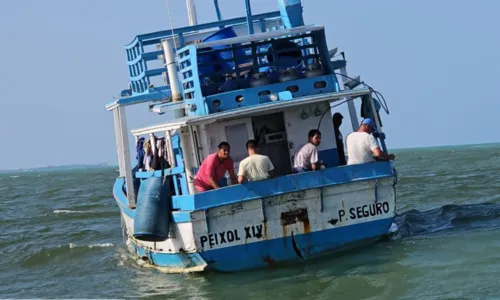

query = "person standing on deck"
[[293, 129, 322, 173], [194, 142, 238, 192], [237, 140, 275, 183], [333, 112, 347, 166], [345, 118, 395, 165]]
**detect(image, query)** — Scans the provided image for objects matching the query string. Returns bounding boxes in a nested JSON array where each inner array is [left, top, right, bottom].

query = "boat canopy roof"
[[130, 88, 371, 137], [195, 25, 324, 50]]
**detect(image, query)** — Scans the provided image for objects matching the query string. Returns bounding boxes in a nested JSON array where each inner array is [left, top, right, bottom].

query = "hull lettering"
[[338, 202, 391, 222], [199, 224, 264, 248]]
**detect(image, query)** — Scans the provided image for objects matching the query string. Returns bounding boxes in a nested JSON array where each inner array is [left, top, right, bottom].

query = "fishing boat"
[[106, 0, 398, 273]]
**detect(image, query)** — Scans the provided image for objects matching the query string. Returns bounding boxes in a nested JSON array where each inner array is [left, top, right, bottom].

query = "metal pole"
[[180, 126, 197, 194], [162, 39, 182, 101], [114, 107, 136, 208], [245, 0, 254, 35], [213, 0, 222, 21], [338, 66, 359, 131], [186, 0, 198, 26], [367, 93, 387, 152], [166, 130, 176, 168]]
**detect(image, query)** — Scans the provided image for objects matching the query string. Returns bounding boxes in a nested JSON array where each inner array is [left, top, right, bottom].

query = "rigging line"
[[165, 0, 179, 51], [333, 72, 390, 114]]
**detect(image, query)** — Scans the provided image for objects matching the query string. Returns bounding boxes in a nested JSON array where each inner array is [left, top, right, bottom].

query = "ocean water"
[[1, 143, 500, 299]]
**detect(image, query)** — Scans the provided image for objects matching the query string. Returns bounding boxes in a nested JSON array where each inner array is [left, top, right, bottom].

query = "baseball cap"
[[333, 112, 343, 119], [361, 118, 378, 132]]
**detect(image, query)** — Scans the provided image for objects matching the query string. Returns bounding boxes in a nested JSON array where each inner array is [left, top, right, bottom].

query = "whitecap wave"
[[69, 243, 114, 249], [53, 210, 89, 214]]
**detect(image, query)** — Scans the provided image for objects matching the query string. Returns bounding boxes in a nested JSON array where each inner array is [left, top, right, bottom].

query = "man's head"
[[359, 118, 378, 134], [217, 142, 231, 160], [245, 139, 259, 155], [333, 112, 343, 128], [308, 129, 322, 146]]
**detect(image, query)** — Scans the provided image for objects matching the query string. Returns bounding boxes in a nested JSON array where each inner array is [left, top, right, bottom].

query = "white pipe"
[[186, 0, 198, 26], [114, 107, 136, 208], [162, 39, 182, 101], [180, 126, 197, 194], [166, 130, 176, 168]]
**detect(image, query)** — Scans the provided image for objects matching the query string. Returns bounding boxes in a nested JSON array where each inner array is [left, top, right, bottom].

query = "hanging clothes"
[[150, 135, 162, 171], [135, 137, 145, 170], [360, 95, 383, 127], [143, 139, 153, 171]]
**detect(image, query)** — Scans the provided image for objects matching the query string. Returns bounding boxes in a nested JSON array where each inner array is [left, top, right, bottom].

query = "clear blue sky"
[[0, 0, 498, 170]]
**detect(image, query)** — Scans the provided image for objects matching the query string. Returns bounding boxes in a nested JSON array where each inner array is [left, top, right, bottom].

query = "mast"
[[245, 0, 254, 34], [186, 0, 198, 25], [213, 0, 222, 21]]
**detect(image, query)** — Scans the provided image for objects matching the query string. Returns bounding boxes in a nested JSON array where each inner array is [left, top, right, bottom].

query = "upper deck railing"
[[177, 25, 340, 116], [124, 11, 283, 95]]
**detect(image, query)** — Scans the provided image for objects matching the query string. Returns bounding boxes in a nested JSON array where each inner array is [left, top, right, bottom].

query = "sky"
[[0, 0, 499, 170]]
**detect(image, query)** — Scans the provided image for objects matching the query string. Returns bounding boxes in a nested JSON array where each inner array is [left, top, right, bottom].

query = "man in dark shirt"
[[333, 113, 347, 166]]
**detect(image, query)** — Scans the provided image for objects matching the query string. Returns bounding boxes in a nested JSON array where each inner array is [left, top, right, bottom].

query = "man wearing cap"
[[332, 112, 347, 166], [345, 118, 395, 165]]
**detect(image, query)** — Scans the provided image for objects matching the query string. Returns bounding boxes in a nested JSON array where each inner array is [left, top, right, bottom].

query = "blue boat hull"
[[121, 211, 393, 273], [116, 162, 398, 273]]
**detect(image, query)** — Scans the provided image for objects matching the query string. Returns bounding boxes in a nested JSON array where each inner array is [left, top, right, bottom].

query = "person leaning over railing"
[[193, 142, 238, 192], [345, 118, 395, 165]]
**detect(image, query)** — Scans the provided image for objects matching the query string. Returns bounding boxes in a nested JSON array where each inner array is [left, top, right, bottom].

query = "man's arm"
[[369, 136, 395, 161], [266, 157, 275, 178], [310, 148, 320, 170], [206, 159, 220, 189], [225, 158, 238, 185], [372, 147, 395, 161], [229, 168, 238, 184], [237, 160, 247, 184]]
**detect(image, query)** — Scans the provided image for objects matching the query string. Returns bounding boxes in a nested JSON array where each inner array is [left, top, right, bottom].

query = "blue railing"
[[178, 45, 206, 116], [123, 11, 282, 95], [178, 26, 339, 115]]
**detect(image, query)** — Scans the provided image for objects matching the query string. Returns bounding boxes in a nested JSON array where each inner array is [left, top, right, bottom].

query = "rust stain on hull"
[[280, 208, 310, 234], [303, 217, 311, 233], [263, 221, 268, 239]]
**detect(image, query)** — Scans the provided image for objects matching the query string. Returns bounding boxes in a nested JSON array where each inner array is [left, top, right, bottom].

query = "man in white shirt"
[[346, 118, 395, 165], [238, 140, 275, 183], [293, 129, 322, 173]]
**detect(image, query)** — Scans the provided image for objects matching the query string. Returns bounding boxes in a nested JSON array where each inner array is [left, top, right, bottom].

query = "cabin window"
[[314, 81, 327, 89]]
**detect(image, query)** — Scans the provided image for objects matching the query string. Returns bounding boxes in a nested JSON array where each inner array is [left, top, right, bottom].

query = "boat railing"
[[125, 161, 396, 213], [123, 11, 284, 95], [177, 25, 339, 116], [134, 166, 187, 197]]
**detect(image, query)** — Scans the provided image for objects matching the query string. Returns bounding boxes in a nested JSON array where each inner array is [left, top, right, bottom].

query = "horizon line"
[[0, 141, 498, 172]]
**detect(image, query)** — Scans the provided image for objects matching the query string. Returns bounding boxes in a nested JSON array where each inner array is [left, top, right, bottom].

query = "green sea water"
[[1, 143, 499, 299]]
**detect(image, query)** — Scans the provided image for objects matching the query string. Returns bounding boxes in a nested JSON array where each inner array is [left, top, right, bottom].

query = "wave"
[[69, 243, 114, 249], [53, 210, 90, 214], [21, 242, 115, 268], [394, 203, 500, 238]]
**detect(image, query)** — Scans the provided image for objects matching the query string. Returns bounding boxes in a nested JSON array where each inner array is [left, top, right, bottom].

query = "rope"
[[165, 0, 179, 51]]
